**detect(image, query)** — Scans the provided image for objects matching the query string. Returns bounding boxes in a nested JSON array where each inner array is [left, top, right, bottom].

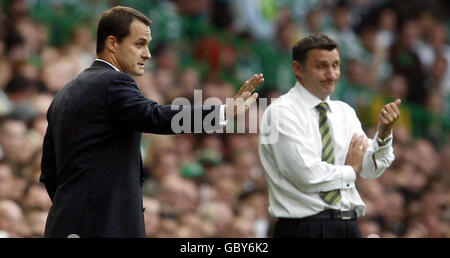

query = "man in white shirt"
[[259, 33, 401, 238]]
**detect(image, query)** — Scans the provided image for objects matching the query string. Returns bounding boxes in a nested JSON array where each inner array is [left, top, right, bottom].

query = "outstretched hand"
[[225, 74, 264, 117]]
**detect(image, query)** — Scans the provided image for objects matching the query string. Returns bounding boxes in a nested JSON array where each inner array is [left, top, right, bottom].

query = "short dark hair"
[[292, 33, 339, 66], [96, 6, 152, 54]]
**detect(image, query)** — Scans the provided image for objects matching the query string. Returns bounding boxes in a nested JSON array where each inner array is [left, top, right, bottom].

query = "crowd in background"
[[0, 0, 449, 238]]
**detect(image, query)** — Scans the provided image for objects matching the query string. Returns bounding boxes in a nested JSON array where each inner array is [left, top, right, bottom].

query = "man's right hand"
[[225, 74, 264, 117], [345, 134, 370, 174]]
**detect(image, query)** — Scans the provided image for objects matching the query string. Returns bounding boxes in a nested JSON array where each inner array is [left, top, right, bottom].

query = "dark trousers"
[[274, 216, 362, 238]]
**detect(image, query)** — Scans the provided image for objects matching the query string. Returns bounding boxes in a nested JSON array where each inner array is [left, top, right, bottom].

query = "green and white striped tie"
[[316, 102, 341, 205]]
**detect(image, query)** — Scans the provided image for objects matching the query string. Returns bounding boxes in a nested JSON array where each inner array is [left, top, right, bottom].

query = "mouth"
[[138, 62, 145, 69]]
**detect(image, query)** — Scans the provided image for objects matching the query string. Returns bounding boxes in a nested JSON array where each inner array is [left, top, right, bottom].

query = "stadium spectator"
[[25, 209, 47, 237], [142, 195, 161, 238], [390, 19, 427, 104], [0, 199, 30, 237]]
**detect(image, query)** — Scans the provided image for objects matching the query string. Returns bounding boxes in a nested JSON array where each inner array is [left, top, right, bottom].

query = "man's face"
[[293, 48, 340, 100], [115, 19, 152, 76]]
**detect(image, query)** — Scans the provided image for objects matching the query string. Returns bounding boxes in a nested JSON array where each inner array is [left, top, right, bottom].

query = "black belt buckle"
[[340, 211, 353, 220]]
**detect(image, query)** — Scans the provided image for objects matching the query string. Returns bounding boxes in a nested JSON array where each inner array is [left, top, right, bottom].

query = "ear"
[[292, 60, 303, 80], [105, 35, 119, 54]]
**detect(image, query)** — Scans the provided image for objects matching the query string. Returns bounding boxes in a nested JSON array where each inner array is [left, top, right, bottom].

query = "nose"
[[143, 47, 151, 60], [326, 68, 337, 80]]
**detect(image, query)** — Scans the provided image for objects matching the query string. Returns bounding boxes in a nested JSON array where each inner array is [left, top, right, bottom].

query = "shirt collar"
[[294, 81, 333, 113], [95, 58, 120, 72]]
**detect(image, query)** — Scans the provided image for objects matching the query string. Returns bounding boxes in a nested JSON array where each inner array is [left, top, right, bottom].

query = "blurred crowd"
[[0, 0, 449, 238]]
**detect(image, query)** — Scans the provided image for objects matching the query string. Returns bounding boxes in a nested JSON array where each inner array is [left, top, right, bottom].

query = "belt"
[[279, 209, 357, 221]]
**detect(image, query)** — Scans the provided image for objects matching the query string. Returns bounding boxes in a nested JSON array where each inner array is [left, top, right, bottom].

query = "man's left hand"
[[377, 98, 401, 139]]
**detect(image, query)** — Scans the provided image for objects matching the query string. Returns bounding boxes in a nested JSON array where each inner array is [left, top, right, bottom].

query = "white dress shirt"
[[94, 58, 227, 125], [258, 82, 395, 218]]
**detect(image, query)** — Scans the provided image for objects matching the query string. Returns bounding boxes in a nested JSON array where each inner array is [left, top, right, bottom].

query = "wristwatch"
[[377, 134, 392, 146]]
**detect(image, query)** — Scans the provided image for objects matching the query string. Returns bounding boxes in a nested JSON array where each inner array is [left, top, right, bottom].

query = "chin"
[[327, 84, 336, 92], [131, 70, 144, 76], [321, 86, 334, 95]]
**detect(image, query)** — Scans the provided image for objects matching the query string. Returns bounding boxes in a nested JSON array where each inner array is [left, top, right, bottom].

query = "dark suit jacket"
[[40, 61, 220, 237]]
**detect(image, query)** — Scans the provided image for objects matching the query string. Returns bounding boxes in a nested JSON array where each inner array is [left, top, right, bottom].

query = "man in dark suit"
[[40, 6, 263, 238]]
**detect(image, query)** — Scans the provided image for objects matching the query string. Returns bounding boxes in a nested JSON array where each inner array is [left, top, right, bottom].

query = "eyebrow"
[[314, 60, 340, 64], [137, 37, 151, 43]]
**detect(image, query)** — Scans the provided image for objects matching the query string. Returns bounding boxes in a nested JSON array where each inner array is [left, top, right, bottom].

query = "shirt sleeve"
[[348, 108, 395, 179], [360, 131, 395, 179], [260, 105, 356, 193]]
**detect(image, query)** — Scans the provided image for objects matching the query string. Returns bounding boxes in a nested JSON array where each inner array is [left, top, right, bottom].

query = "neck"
[[97, 53, 123, 72]]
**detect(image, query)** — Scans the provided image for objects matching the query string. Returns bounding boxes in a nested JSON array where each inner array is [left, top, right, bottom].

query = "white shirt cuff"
[[374, 131, 393, 156], [342, 165, 356, 189], [219, 105, 228, 126]]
